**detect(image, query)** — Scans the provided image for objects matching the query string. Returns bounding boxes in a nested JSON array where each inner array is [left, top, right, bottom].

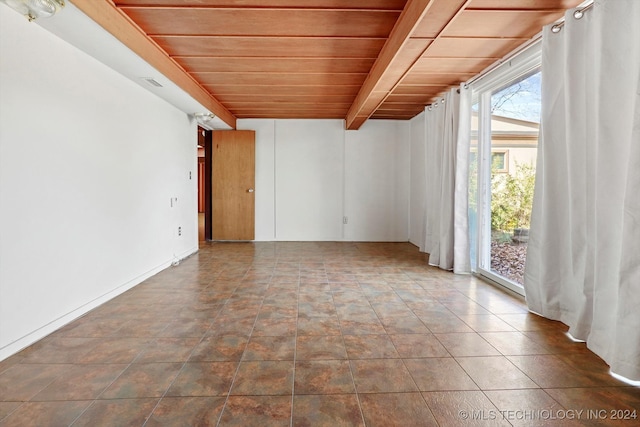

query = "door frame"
[[470, 40, 542, 296], [204, 128, 213, 241]]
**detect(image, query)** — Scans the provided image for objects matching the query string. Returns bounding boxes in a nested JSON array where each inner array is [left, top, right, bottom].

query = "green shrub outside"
[[490, 162, 536, 233]]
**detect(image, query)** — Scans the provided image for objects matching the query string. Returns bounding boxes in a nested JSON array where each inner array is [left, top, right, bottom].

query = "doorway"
[[197, 127, 212, 243]]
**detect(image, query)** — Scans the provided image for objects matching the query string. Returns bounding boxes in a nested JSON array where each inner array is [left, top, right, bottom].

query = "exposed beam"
[[71, 0, 237, 128], [345, 0, 434, 130]]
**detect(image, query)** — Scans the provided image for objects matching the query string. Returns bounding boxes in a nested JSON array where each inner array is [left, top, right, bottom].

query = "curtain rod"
[[551, 1, 594, 33], [463, 34, 541, 88], [464, 0, 594, 88], [425, 0, 594, 109]]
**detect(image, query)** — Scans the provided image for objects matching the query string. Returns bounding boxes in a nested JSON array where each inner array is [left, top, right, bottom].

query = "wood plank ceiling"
[[71, 0, 583, 129]]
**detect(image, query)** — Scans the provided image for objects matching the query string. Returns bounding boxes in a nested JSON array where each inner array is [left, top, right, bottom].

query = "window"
[[491, 151, 508, 173], [469, 150, 509, 173]]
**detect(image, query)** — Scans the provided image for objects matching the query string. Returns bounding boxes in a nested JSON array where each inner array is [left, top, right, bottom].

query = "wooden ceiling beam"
[[346, 0, 477, 129], [71, 0, 237, 128], [345, 0, 434, 130]]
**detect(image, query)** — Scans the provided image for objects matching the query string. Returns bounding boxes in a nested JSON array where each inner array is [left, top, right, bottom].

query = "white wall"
[[0, 10, 198, 359], [239, 118, 411, 242], [409, 111, 427, 246], [275, 120, 345, 241], [345, 120, 410, 241]]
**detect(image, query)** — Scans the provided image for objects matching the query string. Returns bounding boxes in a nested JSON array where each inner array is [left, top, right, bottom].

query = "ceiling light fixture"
[[1, 0, 65, 22], [194, 112, 215, 123]]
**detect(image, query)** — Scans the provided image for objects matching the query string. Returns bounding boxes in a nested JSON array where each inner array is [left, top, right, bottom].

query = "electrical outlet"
[[178, 226, 182, 236], [343, 216, 348, 224]]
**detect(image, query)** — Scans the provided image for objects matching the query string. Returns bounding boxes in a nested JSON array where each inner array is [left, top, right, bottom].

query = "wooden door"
[[212, 130, 255, 240]]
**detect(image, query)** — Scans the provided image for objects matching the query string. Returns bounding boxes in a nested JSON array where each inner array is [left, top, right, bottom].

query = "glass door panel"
[[477, 70, 541, 292]]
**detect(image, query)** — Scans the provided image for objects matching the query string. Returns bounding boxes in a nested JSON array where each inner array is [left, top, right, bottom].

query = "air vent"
[[141, 77, 163, 87]]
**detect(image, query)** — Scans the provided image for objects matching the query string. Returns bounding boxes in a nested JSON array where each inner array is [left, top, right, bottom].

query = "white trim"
[[470, 39, 542, 94], [0, 246, 197, 361], [477, 91, 493, 275], [273, 120, 278, 240], [477, 267, 525, 296]]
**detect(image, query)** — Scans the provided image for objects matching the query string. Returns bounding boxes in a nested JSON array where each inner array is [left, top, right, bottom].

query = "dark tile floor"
[[1, 242, 638, 426]]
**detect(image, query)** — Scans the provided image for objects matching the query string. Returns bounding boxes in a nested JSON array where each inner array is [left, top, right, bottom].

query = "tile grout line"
[[337, 275, 370, 427], [373, 271, 441, 422], [289, 260, 301, 427], [2, 242, 630, 425], [215, 260, 271, 427], [139, 260, 241, 427]]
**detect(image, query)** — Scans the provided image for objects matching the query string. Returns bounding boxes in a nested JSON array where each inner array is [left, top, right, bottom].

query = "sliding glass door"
[[471, 44, 541, 295]]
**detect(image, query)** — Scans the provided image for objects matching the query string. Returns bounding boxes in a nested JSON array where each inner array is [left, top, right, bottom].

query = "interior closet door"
[[212, 130, 256, 240]]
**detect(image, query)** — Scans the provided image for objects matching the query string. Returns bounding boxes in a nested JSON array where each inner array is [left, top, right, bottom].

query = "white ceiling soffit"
[[34, 1, 232, 130]]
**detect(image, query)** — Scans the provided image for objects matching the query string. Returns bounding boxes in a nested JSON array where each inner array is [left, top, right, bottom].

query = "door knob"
[[247, 188, 254, 193]]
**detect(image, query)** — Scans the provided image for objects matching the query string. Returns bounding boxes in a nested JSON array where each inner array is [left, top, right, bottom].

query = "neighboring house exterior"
[[471, 113, 539, 175]]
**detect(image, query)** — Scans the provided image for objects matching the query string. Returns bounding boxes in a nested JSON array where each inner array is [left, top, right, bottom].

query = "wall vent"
[[141, 77, 163, 87]]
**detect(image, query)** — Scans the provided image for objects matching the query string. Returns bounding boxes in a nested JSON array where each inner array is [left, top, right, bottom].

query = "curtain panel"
[[524, 0, 640, 380], [421, 86, 471, 273]]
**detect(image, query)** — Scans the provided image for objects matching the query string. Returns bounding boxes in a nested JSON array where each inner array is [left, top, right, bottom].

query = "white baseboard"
[[0, 246, 198, 362]]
